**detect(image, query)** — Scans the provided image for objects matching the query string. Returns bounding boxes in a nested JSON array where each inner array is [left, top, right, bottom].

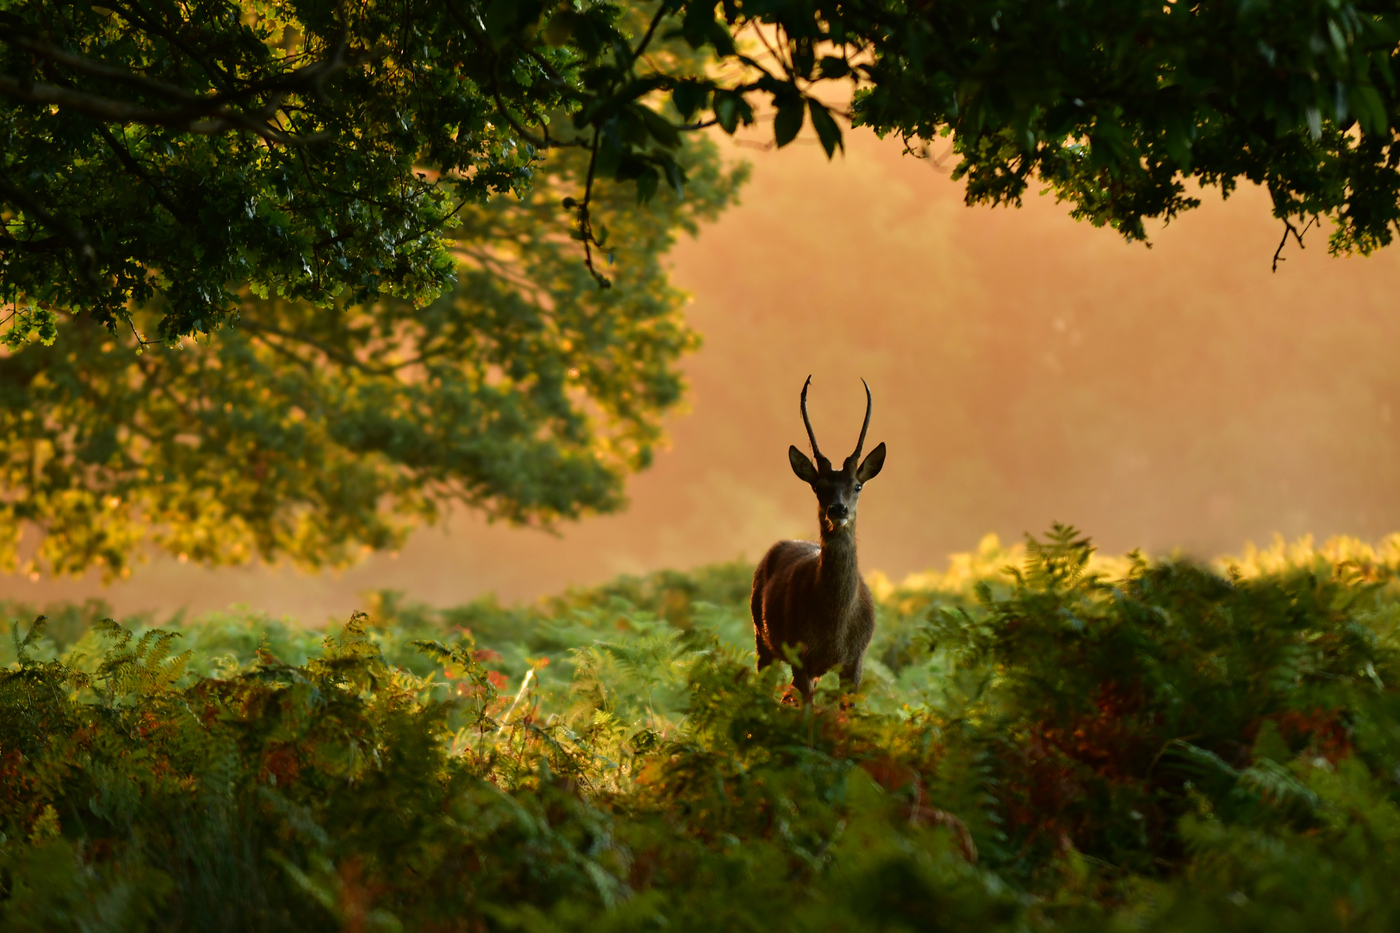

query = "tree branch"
[[5, 33, 210, 102], [574, 128, 611, 289], [522, 45, 573, 90], [238, 320, 399, 377], [632, 2, 671, 62], [1272, 214, 1318, 272], [93, 125, 196, 224], [0, 34, 353, 143], [0, 176, 97, 281], [0, 75, 327, 143]]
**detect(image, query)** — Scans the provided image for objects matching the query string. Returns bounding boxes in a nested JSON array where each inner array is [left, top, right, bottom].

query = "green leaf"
[[661, 156, 686, 196], [637, 106, 682, 149], [672, 80, 711, 122], [774, 94, 805, 147], [808, 100, 843, 157], [682, 0, 715, 49], [635, 167, 659, 204], [706, 20, 736, 56], [714, 90, 752, 134]]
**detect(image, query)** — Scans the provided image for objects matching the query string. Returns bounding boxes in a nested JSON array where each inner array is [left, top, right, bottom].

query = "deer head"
[[788, 376, 886, 535]]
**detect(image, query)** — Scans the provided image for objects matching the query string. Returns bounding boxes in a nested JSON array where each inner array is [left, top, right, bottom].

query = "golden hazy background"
[[5, 129, 1400, 621]]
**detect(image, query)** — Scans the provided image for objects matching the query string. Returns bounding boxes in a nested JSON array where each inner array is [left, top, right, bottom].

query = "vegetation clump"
[[3, 526, 1400, 931]]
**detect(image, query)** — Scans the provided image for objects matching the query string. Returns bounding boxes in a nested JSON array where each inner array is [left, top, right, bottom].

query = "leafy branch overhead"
[[7, 0, 1400, 345]]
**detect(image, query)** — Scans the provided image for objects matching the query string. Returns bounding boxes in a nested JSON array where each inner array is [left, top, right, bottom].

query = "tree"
[[0, 141, 741, 579], [1, 0, 751, 577]]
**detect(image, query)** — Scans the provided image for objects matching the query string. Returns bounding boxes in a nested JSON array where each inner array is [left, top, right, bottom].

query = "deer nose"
[[827, 502, 848, 521]]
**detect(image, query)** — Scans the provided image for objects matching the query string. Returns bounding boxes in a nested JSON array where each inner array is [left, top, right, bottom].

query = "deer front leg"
[[837, 659, 864, 710], [840, 657, 863, 689], [791, 668, 816, 707]]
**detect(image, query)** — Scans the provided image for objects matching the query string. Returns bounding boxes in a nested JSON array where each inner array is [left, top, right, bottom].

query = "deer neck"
[[816, 523, 861, 613]]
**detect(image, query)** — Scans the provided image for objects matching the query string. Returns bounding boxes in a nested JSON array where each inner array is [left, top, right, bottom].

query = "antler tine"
[[800, 375, 830, 469], [849, 378, 873, 467]]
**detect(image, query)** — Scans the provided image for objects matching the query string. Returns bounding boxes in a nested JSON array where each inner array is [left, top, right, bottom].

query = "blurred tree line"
[[4, 0, 1400, 575]]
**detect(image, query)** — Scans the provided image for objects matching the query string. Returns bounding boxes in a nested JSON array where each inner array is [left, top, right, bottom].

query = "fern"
[[4, 532, 1400, 931]]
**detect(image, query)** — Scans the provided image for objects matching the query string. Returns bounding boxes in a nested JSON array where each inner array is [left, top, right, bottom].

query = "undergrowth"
[[3, 526, 1400, 931]]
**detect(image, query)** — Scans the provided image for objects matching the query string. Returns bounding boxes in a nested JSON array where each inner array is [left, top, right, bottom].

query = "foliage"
[[4, 527, 1400, 930], [7, 0, 1400, 345], [0, 0, 767, 340], [1, 0, 682, 337], [847, 0, 1400, 257], [0, 135, 743, 578]]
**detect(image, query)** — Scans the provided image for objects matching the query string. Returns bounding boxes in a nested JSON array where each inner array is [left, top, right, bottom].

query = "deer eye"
[[854, 483, 863, 492]]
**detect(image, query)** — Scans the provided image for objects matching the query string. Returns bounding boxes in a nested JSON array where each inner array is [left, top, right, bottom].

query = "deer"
[[750, 376, 886, 706]]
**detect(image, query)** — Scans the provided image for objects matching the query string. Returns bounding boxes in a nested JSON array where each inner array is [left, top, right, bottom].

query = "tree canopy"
[[6, 0, 1400, 335], [4, 0, 1400, 575], [849, 0, 1400, 261], [0, 142, 741, 579]]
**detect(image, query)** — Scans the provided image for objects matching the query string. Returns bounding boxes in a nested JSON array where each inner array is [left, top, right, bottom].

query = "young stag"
[[750, 377, 886, 705]]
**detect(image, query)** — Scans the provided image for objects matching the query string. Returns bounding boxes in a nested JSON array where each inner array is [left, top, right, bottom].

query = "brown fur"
[[751, 527, 876, 704], [750, 377, 885, 705]]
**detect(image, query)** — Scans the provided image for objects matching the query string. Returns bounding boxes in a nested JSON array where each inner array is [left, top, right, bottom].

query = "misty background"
[[5, 129, 1399, 621]]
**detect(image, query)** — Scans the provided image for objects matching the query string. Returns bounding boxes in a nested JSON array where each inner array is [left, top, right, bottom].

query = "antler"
[[849, 378, 872, 467], [800, 376, 831, 470]]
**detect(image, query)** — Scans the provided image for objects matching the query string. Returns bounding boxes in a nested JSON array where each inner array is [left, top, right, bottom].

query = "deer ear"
[[856, 442, 886, 482], [789, 446, 819, 484]]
